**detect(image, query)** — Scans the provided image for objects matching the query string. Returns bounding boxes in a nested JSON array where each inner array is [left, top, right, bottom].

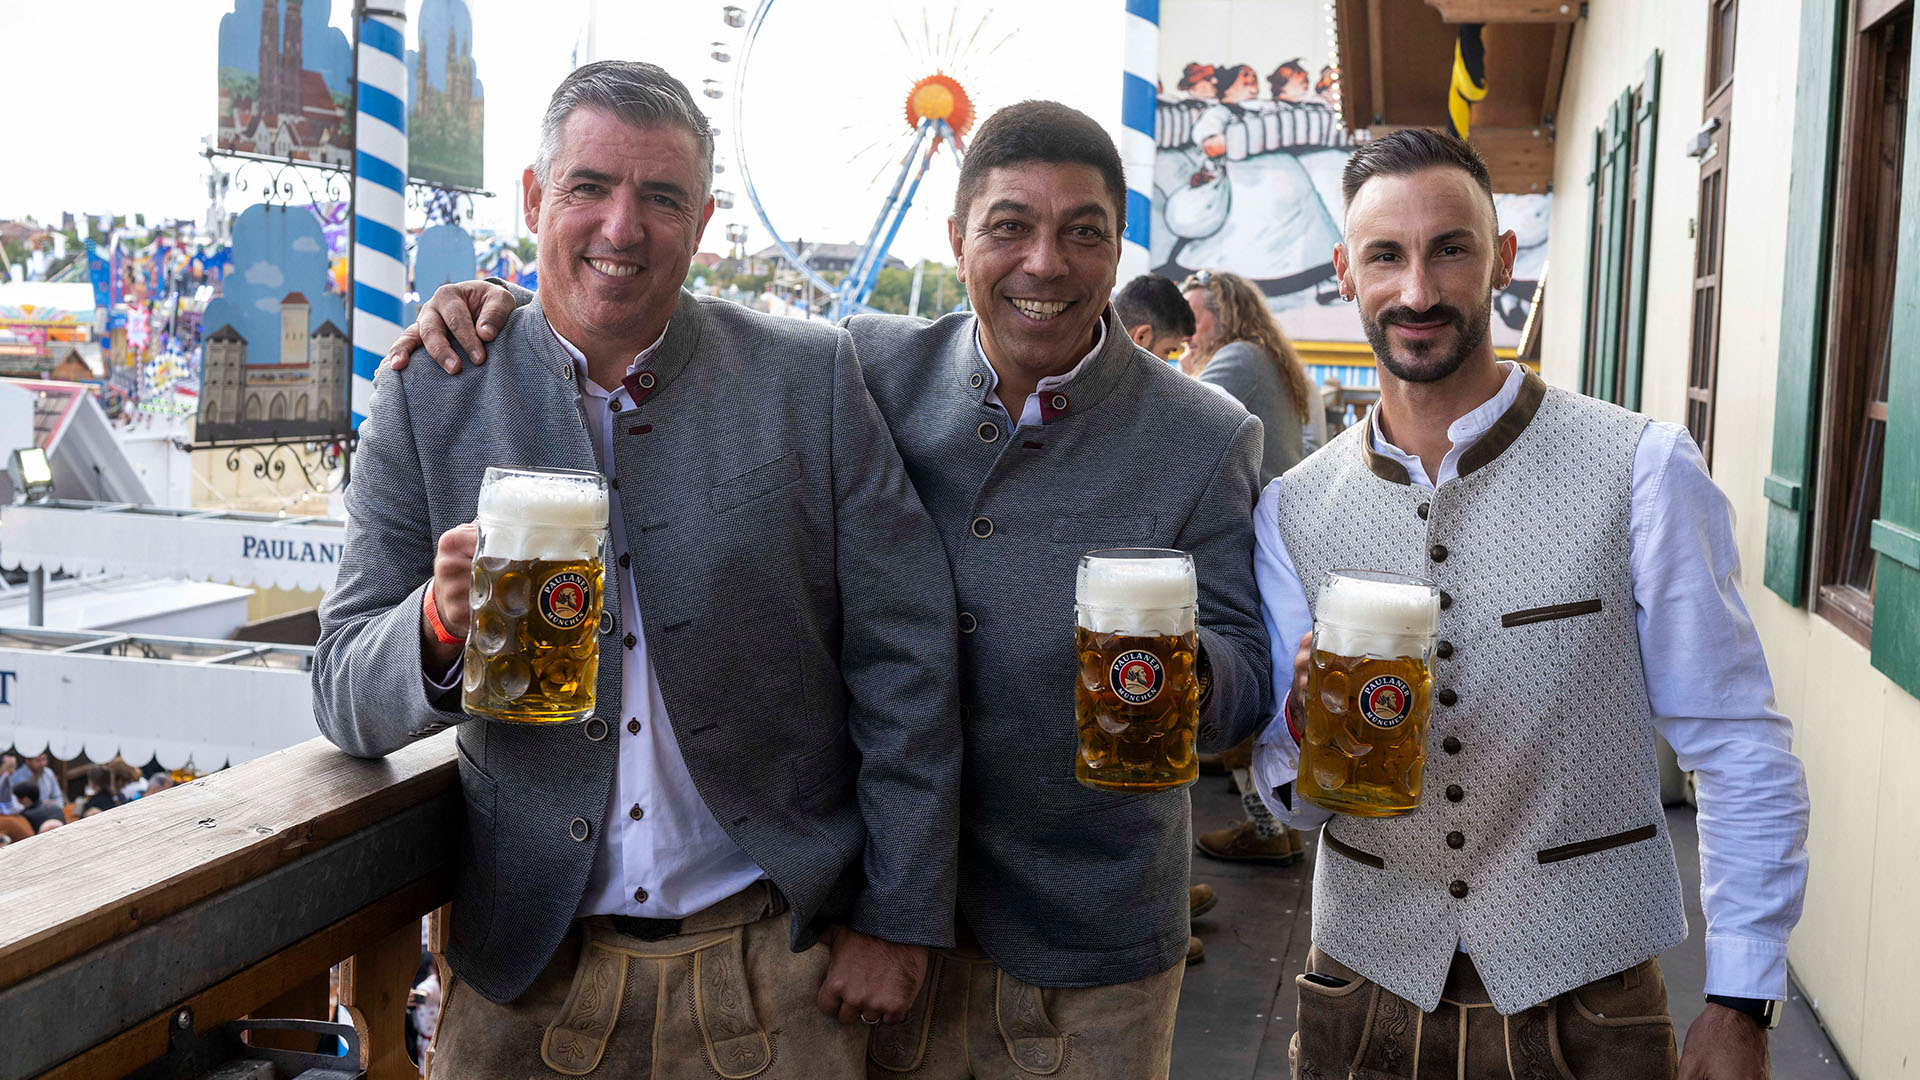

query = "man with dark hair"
[[1251, 128, 1808, 1079], [318, 60, 964, 1078], [13, 783, 65, 834], [1111, 273, 1196, 361], [388, 97, 1271, 1080]]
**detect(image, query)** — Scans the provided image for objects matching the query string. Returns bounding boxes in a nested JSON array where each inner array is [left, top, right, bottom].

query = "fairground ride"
[[714, 2, 1010, 319]]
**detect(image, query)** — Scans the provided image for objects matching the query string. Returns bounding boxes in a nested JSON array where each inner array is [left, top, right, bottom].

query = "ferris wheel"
[[708, 1, 1015, 319]]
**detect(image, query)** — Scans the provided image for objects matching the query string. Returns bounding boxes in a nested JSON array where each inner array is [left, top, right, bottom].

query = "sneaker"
[[1195, 821, 1302, 866], [1187, 935, 1205, 964], [1189, 883, 1218, 920]]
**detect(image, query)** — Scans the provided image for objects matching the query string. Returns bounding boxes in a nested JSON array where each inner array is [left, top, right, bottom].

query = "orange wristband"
[[423, 587, 462, 645]]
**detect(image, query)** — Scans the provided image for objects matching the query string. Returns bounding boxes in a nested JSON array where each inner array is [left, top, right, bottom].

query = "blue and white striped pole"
[[1119, 0, 1158, 283], [351, 6, 409, 428]]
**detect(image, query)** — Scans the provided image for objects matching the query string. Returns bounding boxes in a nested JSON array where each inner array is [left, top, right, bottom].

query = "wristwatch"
[[1703, 995, 1782, 1030]]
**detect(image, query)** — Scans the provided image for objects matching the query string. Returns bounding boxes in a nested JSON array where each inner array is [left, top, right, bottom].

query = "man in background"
[[1112, 273, 1195, 364]]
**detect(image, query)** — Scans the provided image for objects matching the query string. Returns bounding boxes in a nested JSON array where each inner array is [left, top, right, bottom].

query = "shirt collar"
[[1369, 361, 1527, 489], [971, 314, 1108, 399], [546, 320, 669, 401]]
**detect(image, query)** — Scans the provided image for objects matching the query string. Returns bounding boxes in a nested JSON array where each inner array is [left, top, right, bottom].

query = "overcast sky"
[[0, 0, 1122, 264]]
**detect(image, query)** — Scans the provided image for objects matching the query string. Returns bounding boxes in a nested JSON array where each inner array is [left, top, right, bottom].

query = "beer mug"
[[1073, 548, 1199, 792], [1298, 570, 1440, 817], [461, 466, 609, 724]]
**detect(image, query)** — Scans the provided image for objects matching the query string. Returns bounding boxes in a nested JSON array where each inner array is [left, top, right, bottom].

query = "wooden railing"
[[0, 733, 459, 1080]]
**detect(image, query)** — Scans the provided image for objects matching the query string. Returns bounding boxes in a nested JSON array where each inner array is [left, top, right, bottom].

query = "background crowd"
[[0, 749, 182, 846]]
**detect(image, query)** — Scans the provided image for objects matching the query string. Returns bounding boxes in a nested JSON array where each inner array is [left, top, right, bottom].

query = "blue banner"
[[86, 240, 112, 311]]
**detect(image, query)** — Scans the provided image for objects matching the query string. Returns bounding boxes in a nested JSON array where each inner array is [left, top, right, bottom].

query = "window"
[[1581, 53, 1661, 409], [1813, 4, 1910, 643], [1685, 0, 1738, 463]]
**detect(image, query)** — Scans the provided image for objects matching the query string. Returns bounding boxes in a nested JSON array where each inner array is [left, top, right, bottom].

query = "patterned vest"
[[1276, 373, 1686, 1014]]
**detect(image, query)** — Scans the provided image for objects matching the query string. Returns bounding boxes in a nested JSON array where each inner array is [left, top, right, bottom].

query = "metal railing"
[[0, 733, 458, 1080]]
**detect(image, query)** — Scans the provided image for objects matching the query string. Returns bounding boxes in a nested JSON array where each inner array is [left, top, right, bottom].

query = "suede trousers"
[[429, 881, 866, 1079], [866, 929, 1184, 1080], [1291, 945, 1679, 1080]]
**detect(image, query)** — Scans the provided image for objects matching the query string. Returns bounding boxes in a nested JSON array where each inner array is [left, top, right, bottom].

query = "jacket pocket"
[[1501, 598, 1604, 628], [1536, 823, 1657, 864], [1321, 826, 1385, 869], [709, 451, 801, 513]]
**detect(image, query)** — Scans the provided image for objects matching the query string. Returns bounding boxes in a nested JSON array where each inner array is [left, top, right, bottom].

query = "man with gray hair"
[[314, 61, 964, 1077]]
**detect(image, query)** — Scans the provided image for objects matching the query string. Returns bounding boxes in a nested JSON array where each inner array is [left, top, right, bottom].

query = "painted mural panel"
[[195, 205, 351, 444], [1153, 0, 1546, 347], [406, 0, 486, 190], [216, 0, 355, 167]]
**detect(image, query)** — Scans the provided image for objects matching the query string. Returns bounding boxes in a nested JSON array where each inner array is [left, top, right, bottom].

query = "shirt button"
[[618, 552, 630, 568], [958, 611, 977, 634], [1445, 784, 1464, 803], [1435, 640, 1453, 659], [1447, 831, 1465, 849], [634, 887, 648, 903], [971, 516, 994, 538], [1430, 544, 1448, 563], [609, 476, 619, 491], [1442, 735, 1462, 754], [1449, 880, 1469, 899], [623, 633, 637, 649], [629, 804, 644, 820], [628, 718, 641, 735], [1439, 590, 1453, 611], [609, 399, 621, 414], [569, 817, 591, 842], [1438, 688, 1458, 707], [978, 422, 999, 443], [1417, 502, 1430, 520]]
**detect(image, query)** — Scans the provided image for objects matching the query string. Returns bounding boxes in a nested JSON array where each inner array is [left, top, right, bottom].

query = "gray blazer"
[[314, 290, 963, 1004], [1200, 340, 1305, 486], [846, 311, 1271, 988]]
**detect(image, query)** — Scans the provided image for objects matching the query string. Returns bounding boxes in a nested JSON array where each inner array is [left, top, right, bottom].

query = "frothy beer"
[[1074, 550, 1199, 792], [1298, 571, 1440, 817], [463, 468, 609, 724]]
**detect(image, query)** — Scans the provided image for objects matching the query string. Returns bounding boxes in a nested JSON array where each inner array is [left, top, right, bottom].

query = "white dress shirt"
[[972, 316, 1106, 429], [430, 323, 767, 918], [1251, 362, 1811, 1002]]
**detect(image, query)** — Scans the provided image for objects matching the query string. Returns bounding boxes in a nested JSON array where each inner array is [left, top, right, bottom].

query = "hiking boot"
[[1189, 883, 1218, 920], [1187, 935, 1205, 964], [1195, 821, 1302, 866]]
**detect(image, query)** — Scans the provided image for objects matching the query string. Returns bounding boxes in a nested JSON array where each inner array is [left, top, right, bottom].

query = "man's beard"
[[1360, 298, 1491, 384]]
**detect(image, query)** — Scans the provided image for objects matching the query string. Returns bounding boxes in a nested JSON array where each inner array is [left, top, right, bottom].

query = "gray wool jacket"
[[844, 310, 1271, 988], [1199, 340, 1305, 487], [313, 290, 964, 1005], [481, 284, 1273, 988]]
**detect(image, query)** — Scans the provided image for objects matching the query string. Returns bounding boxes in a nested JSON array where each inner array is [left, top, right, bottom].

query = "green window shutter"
[[1581, 127, 1603, 396], [1622, 50, 1662, 412], [1597, 89, 1634, 404], [1762, 0, 1848, 604], [1869, 57, 1920, 699]]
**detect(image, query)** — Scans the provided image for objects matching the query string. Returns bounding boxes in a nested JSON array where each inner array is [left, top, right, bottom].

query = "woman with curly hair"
[[1181, 269, 1317, 486]]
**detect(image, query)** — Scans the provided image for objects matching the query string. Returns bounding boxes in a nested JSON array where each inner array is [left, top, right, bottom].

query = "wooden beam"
[[1541, 20, 1574, 124], [1424, 0, 1581, 20], [33, 869, 450, 1080], [1368, 0, 1389, 127], [0, 733, 457, 994], [1335, 0, 1375, 130], [1371, 125, 1556, 193], [341, 918, 425, 1080]]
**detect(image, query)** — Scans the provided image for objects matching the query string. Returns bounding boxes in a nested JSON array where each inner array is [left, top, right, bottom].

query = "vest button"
[[1049, 393, 1069, 412], [1442, 735, 1462, 754], [1439, 590, 1453, 611], [598, 610, 614, 636], [1449, 880, 1469, 899], [1447, 831, 1465, 849], [978, 421, 1000, 443], [958, 611, 977, 634], [1435, 640, 1452, 659], [1438, 688, 1458, 707], [1445, 784, 1464, 802], [634, 887, 649, 903], [1430, 544, 1448, 562], [971, 516, 994, 538], [970, 372, 985, 389], [1417, 502, 1430, 520], [584, 718, 609, 742], [569, 817, 591, 842]]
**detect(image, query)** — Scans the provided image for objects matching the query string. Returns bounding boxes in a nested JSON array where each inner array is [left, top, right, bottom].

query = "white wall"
[[1546, 3, 1920, 1075]]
